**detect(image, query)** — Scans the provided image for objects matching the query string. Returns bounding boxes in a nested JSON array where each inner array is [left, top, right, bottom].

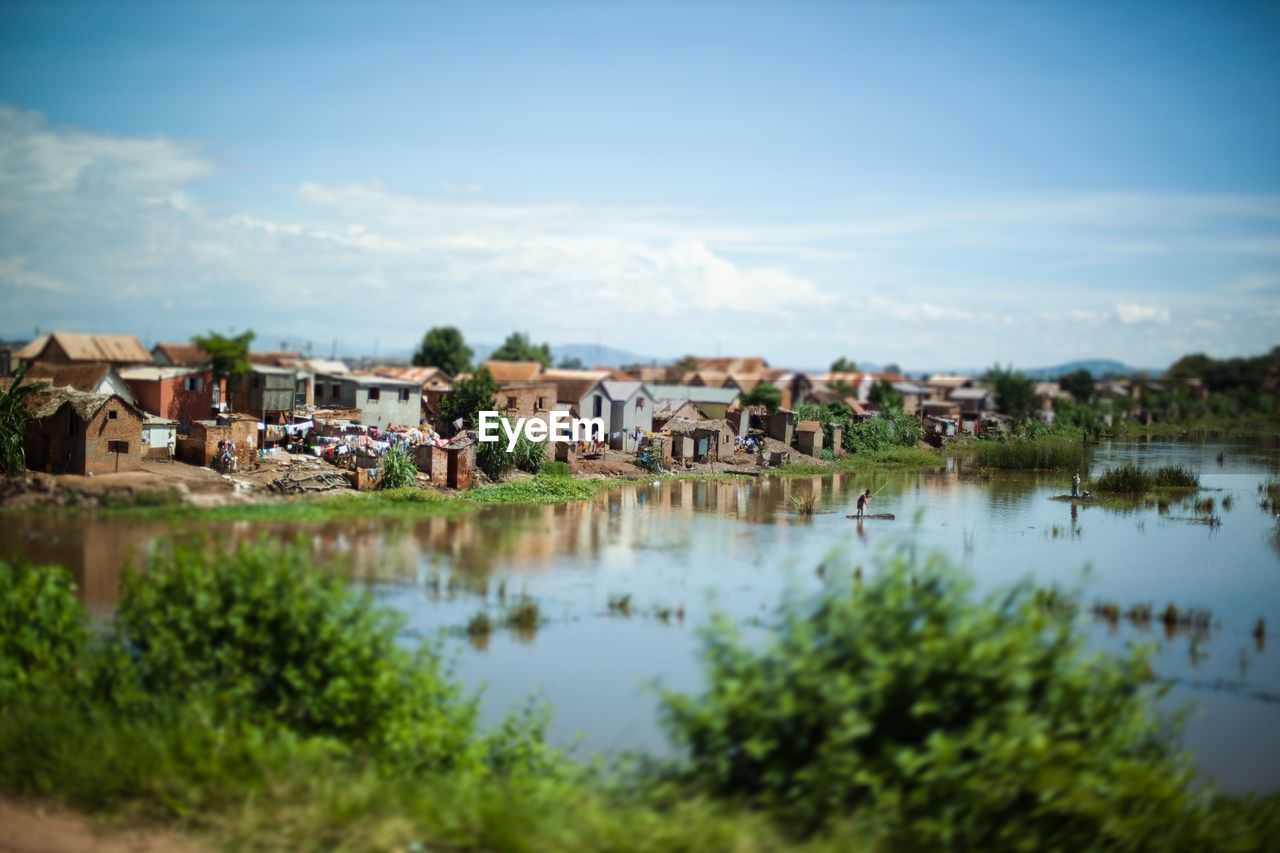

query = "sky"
[[1, 0, 1278, 371]]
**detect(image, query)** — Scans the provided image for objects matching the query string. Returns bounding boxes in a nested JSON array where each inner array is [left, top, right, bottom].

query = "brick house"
[[178, 415, 259, 469], [23, 387, 144, 475], [119, 365, 226, 428]]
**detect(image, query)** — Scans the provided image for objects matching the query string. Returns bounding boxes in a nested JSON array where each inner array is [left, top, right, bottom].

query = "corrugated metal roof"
[[152, 342, 209, 366], [648, 384, 740, 405], [599, 379, 648, 401], [22, 333, 152, 364]]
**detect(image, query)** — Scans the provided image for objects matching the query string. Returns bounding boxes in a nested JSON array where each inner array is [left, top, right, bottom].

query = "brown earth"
[[0, 798, 201, 853]]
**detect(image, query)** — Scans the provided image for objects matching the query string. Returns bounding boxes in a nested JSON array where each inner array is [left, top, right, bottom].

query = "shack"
[[141, 416, 177, 458], [795, 420, 824, 456], [665, 417, 734, 464], [180, 415, 258, 469], [23, 388, 144, 475]]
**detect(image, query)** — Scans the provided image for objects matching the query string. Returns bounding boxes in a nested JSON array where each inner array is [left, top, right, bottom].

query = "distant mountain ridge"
[[1022, 359, 1159, 379]]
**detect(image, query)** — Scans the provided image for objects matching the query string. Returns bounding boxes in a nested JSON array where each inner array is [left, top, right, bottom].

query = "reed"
[[966, 438, 1088, 471], [1093, 464, 1198, 493], [789, 491, 818, 515]]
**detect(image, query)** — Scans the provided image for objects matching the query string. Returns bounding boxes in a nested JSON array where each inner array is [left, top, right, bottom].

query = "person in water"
[[856, 488, 871, 519]]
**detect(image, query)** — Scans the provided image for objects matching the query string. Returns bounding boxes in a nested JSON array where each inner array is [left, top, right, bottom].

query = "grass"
[[1093, 464, 1199, 494], [778, 447, 944, 476], [790, 491, 819, 515], [504, 595, 541, 631], [960, 437, 1089, 471]]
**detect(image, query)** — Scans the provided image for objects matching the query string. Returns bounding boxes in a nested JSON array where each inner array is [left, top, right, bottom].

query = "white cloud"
[[2, 103, 1278, 368], [1115, 303, 1171, 325]]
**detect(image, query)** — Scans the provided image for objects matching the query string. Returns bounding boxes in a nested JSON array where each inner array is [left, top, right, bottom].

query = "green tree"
[[740, 382, 782, 414], [0, 368, 47, 477], [191, 330, 254, 381], [868, 379, 903, 411], [440, 369, 498, 431], [557, 356, 584, 369], [1059, 369, 1095, 403], [490, 332, 552, 368], [985, 364, 1038, 421], [672, 354, 699, 373], [413, 326, 472, 376], [882, 362, 902, 375], [829, 356, 858, 374]]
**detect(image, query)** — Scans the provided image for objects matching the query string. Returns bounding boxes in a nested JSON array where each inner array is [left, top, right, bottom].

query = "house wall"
[[499, 382, 555, 418], [141, 423, 176, 457], [126, 373, 223, 428], [607, 391, 654, 451], [353, 383, 420, 428], [183, 419, 257, 468], [25, 401, 143, 475]]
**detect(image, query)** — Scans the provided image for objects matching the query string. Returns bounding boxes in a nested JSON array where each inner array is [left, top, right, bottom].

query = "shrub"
[[113, 539, 477, 769], [512, 427, 547, 475], [846, 418, 894, 454], [541, 460, 571, 478], [477, 437, 516, 482], [378, 444, 418, 489], [0, 561, 89, 706], [888, 411, 923, 447], [661, 550, 1265, 847]]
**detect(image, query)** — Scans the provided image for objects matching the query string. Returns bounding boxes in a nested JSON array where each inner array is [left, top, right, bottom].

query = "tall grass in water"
[[789, 491, 818, 515], [966, 438, 1088, 471], [1094, 464, 1199, 493]]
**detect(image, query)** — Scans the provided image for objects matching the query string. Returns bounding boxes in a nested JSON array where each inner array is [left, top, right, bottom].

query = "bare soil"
[[0, 798, 201, 853]]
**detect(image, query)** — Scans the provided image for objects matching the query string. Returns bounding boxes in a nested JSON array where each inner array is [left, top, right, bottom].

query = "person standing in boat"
[[856, 489, 871, 519], [1071, 472, 1080, 498]]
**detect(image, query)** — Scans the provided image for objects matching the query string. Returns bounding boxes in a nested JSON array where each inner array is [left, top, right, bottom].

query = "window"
[[399, 388, 410, 402], [316, 384, 324, 399], [507, 396, 517, 410], [183, 376, 204, 392], [253, 375, 261, 389], [107, 440, 129, 453], [367, 387, 381, 401], [537, 397, 546, 410], [108, 410, 118, 420], [636, 397, 644, 410], [592, 396, 603, 418], [332, 384, 340, 398]]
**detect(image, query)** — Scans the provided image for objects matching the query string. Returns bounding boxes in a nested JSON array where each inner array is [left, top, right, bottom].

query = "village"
[[0, 329, 1223, 508]]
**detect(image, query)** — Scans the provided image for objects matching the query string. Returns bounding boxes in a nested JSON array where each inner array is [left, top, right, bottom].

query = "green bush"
[[477, 437, 516, 482], [846, 417, 894, 454], [377, 444, 419, 489], [888, 411, 923, 447], [661, 550, 1273, 847], [113, 539, 477, 769], [0, 561, 89, 706], [513, 427, 547, 475], [541, 460, 571, 478]]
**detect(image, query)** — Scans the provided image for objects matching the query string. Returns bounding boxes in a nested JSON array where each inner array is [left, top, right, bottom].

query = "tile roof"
[[152, 342, 209, 366]]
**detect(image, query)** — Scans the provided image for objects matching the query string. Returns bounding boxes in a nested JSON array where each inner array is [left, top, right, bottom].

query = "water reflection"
[[2, 439, 1279, 793]]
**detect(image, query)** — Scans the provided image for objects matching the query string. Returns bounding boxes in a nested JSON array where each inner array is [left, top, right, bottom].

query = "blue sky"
[[2, 0, 1278, 369]]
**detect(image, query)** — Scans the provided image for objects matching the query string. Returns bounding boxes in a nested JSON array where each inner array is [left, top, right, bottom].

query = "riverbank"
[[0, 446, 947, 523]]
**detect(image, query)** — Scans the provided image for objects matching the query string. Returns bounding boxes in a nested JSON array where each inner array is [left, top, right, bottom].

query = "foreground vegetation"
[[3, 541, 1279, 850]]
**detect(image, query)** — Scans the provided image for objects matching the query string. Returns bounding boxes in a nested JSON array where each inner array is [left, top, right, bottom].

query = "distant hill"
[[467, 342, 658, 368], [1023, 359, 1158, 379]]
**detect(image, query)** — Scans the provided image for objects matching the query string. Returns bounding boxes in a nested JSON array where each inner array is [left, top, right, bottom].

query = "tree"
[[672, 354, 699, 373], [1059, 369, 1095, 404], [883, 363, 902, 375], [985, 364, 1038, 421], [830, 356, 858, 374], [439, 368, 498, 431], [740, 382, 782, 414], [557, 356, 584, 370], [490, 332, 552, 368], [192, 330, 254, 381], [413, 326, 472, 376], [0, 367, 47, 476], [868, 379, 903, 412]]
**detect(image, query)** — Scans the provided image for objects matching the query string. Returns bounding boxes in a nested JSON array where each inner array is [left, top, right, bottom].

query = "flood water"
[[4, 439, 1279, 794]]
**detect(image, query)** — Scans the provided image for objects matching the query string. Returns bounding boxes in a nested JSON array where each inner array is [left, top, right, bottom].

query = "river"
[[3, 438, 1278, 793]]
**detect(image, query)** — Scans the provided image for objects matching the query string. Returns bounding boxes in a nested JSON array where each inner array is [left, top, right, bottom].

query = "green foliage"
[[504, 595, 541, 631], [377, 444, 418, 489], [829, 356, 858, 373], [490, 332, 553, 368], [867, 379, 902, 412], [845, 417, 894, 454], [557, 356, 585, 369], [1094, 464, 1199, 493], [512, 424, 547, 475], [541, 460, 571, 478], [662, 551, 1276, 846], [984, 363, 1038, 421], [888, 410, 923, 446], [0, 366, 47, 476], [1058, 368, 1095, 403], [740, 382, 782, 414], [440, 368, 498, 431], [966, 438, 1089, 471], [412, 326, 471, 376], [0, 561, 88, 706], [191, 329, 254, 380], [113, 539, 477, 768]]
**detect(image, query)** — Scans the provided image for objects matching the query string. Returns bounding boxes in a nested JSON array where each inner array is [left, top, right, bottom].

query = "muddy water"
[[3, 439, 1279, 793]]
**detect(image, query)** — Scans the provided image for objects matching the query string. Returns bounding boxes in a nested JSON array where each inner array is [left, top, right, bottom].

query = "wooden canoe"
[[846, 513, 896, 520]]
